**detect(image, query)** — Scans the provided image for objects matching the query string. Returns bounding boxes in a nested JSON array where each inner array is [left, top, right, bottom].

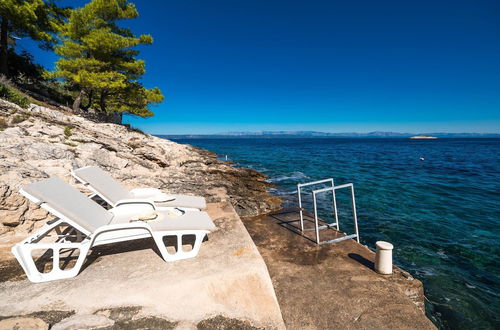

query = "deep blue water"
[[170, 137, 499, 329]]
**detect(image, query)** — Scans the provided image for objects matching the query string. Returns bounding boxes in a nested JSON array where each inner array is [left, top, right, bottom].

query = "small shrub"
[[0, 117, 7, 130], [64, 125, 72, 138], [127, 126, 146, 135], [0, 83, 30, 108], [63, 141, 77, 147], [11, 114, 28, 124]]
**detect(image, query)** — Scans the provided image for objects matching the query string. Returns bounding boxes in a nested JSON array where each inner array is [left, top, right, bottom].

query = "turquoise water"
[[169, 137, 499, 329]]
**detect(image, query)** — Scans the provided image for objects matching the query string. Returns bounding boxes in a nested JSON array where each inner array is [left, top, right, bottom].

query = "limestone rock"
[[0, 317, 49, 330], [89, 148, 128, 169], [51, 314, 114, 330], [24, 143, 75, 160], [3, 126, 28, 137], [0, 98, 281, 238]]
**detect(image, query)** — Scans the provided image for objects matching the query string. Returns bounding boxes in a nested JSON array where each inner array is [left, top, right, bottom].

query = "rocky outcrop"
[[0, 98, 281, 237]]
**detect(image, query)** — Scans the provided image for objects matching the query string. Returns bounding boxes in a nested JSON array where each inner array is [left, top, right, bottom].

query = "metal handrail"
[[297, 178, 360, 245], [314, 183, 353, 193], [297, 178, 334, 188], [297, 178, 334, 231], [312, 183, 360, 244]]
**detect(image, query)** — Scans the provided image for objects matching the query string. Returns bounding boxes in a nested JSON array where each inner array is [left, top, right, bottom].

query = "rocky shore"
[[0, 99, 281, 238], [0, 98, 434, 329]]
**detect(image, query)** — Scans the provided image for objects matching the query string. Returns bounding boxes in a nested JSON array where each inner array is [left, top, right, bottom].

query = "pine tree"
[[53, 0, 163, 118], [0, 0, 68, 75]]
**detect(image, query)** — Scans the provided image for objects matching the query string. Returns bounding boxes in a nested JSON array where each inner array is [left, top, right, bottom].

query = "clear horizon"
[[19, 0, 500, 134]]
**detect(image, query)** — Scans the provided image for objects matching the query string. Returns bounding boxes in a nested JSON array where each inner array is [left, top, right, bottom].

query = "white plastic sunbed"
[[71, 166, 206, 211], [12, 177, 215, 283]]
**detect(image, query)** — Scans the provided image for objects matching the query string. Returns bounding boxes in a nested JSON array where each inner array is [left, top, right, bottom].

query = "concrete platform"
[[242, 208, 436, 329], [0, 202, 285, 329]]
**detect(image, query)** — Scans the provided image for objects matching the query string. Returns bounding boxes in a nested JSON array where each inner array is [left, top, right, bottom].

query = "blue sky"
[[18, 0, 500, 134]]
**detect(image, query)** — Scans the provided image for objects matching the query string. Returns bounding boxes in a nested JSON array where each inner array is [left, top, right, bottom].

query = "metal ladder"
[[297, 178, 360, 245]]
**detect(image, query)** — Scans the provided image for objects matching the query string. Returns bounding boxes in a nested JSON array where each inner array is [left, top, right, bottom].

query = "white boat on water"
[[410, 136, 438, 139]]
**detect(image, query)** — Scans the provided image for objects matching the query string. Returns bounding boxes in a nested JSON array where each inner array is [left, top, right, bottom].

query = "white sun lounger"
[[71, 166, 206, 211], [12, 177, 215, 283]]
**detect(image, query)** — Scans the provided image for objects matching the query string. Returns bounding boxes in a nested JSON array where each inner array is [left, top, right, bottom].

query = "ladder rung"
[[302, 223, 338, 232], [319, 234, 357, 245]]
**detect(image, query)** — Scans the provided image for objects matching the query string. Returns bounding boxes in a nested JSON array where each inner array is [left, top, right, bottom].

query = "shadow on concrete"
[[348, 253, 375, 271], [9, 232, 208, 281], [268, 212, 317, 244], [24, 237, 165, 276], [81, 238, 164, 272], [267, 207, 346, 245]]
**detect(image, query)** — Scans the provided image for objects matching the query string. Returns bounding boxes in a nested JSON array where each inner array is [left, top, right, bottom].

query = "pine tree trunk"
[[72, 89, 85, 113], [99, 91, 107, 113], [81, 90, 93, 111], [0, 18, 8, 76], [113, 111, 123, 124]]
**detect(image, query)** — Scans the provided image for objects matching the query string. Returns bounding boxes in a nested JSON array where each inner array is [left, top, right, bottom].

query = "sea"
[[167, 137, 499, 329]]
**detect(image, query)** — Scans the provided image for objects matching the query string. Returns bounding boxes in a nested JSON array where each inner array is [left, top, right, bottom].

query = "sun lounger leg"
[[12, 242, 90, 283], [152, 230, 208, 262]]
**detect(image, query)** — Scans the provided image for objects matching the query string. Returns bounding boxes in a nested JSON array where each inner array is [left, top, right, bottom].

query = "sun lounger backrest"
[[23, 177, 113, 232], [73, 166, 130, 204]]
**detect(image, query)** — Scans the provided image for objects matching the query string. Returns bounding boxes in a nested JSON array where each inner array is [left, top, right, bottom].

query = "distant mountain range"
[[158, 131, 500, 139]]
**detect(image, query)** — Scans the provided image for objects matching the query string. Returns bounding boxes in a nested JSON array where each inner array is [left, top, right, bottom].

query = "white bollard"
[[375, 241, 394, 275]]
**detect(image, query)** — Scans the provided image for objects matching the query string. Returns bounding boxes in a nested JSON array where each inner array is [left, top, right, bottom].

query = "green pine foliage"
[[0, 0, 66, 46], [0, 0, 69, 75], [53, 0, 163, 118]]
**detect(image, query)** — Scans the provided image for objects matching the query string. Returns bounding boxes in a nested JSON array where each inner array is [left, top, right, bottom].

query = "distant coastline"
[[158, 131, 500, 139]]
